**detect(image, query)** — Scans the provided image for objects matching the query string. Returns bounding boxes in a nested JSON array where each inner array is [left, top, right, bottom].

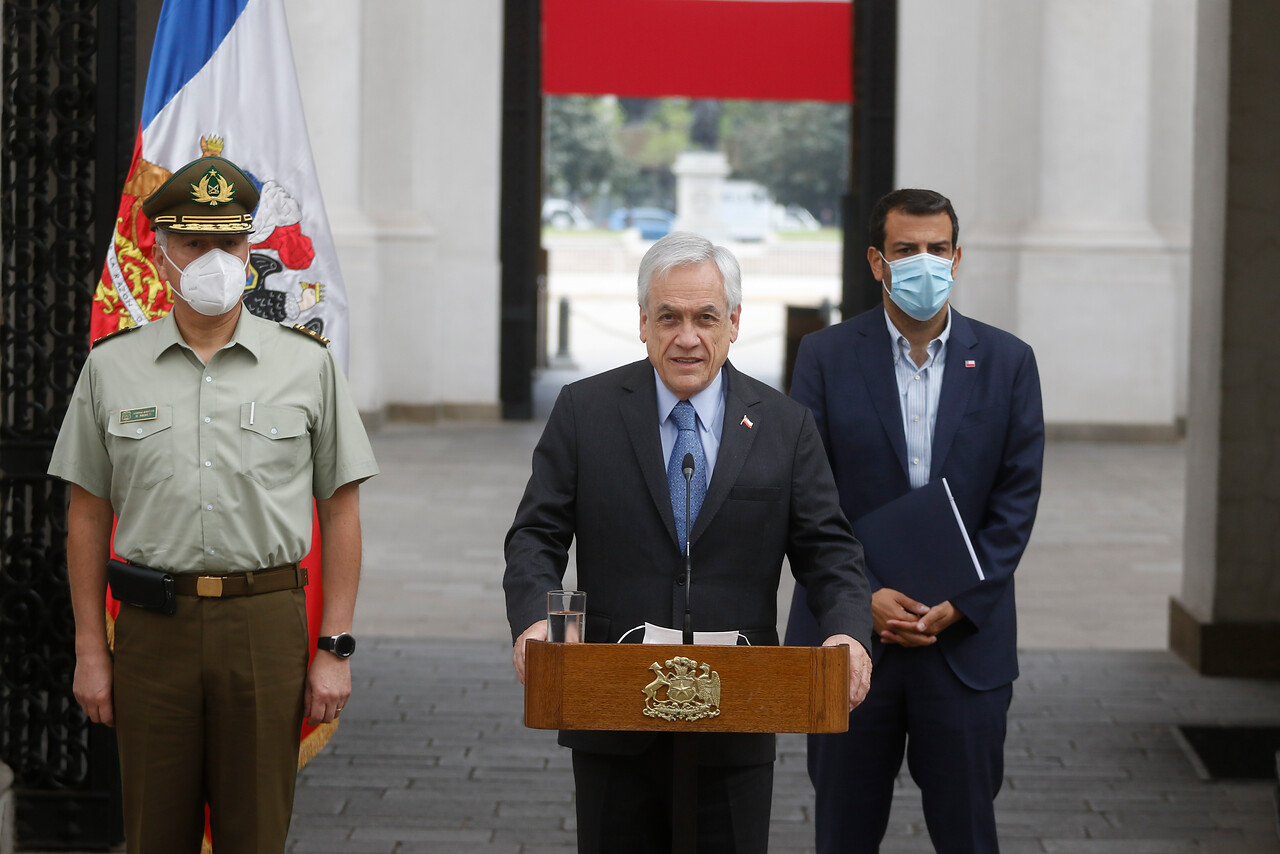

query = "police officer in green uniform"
[[49, 155, 378, 853]]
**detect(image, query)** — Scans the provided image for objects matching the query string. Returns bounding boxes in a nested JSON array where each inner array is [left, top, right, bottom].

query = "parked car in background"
[[607, 207, 677, 240], [772, 203, 822, 233], [542, 198, 592, 230], [720, 180, 773, 241]]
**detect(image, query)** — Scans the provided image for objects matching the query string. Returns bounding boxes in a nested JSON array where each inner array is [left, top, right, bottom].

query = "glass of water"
[[547, 590, 586, 643]]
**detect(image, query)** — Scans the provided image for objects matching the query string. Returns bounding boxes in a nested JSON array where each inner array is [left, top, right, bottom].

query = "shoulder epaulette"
[[288, 324, 330, 347], [92, 324, 143, 348]]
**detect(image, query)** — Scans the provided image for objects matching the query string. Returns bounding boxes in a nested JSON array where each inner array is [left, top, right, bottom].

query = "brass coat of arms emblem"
[[642, 656, 721, 722], [190, 167, 235, 206]]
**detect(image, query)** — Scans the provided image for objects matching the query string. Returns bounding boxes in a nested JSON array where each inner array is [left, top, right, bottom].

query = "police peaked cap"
[[143, 155, 259, 233]]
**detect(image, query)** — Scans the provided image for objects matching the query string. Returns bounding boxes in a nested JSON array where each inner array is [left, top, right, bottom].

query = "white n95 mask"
[[161, 246, 249, 316]]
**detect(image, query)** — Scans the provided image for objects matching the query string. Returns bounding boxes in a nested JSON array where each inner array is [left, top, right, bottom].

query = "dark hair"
[[867, 189, 959, 251]]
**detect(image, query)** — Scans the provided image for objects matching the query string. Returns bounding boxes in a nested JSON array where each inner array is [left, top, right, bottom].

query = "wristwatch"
[[317, 632, 356, 659]]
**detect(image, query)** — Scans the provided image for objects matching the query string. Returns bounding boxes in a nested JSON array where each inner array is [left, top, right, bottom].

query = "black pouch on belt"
[[107, 559, 176, 615]]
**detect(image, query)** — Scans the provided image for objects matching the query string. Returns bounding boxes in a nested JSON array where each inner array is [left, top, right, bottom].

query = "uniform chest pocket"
[[106, 405, 174, 490], [239, 404, 309, 489]]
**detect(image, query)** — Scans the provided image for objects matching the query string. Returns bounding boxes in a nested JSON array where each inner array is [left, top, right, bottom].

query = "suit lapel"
[[930, 309, 979, 479], [856, 315, 911, 480], [689, 362, 759, 547], [619, 362, 681, 548]]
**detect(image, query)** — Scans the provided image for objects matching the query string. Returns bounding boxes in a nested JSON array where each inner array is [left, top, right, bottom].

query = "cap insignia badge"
[[642, 656, 721, 722], [190, 167, 235, 207]]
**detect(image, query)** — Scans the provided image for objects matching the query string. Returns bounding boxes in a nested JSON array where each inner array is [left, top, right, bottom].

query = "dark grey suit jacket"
[[504, 359, 872, 765]]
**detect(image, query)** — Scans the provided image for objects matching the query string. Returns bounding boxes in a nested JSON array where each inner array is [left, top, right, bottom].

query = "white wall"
[[285, 0, 1196, 429], [285, 0, 503, 418], [897, 0, 1195, 431]]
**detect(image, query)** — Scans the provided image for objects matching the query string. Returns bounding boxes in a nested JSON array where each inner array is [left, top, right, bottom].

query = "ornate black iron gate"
[[2, 0, 135, 847]]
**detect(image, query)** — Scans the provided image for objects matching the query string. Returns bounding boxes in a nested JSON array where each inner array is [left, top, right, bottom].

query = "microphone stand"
[[675, 453, 697, 853], [682, 453, 694, 645]]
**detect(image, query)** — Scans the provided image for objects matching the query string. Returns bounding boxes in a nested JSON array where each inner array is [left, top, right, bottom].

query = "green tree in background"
[[544, 96, 631, 202], [544, 97, 849, 222], [721, 101, 849, 223], [617, 98, 692, 171], [614, 98, 692, 208]]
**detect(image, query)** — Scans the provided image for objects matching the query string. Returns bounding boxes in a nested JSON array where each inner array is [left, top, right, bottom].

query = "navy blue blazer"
[[785, 307, 1043, 690]]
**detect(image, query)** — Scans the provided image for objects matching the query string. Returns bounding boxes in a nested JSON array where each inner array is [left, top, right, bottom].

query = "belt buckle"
[[196, 576, 224, 597]]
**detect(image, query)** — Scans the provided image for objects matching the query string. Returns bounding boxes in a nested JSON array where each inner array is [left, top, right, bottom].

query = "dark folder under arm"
[[851, 477, 984, 606]]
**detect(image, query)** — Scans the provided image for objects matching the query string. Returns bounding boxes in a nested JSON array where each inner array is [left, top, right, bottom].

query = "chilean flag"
[[94, 0, 350, 368], [543, 0, 853, 102], [95, 2, 344, 848]]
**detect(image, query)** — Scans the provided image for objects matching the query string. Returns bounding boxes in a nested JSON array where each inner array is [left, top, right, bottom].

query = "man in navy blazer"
[[505, 232, 874, 854], [785, 189, 1044, 853]]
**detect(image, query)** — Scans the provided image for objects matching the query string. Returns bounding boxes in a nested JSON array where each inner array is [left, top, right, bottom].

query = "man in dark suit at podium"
[[786, 189, 1045, 853], [504, 231, 874, 854]]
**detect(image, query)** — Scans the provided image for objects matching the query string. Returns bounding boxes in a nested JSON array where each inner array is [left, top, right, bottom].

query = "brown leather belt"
[[173, 563, 308, 598]]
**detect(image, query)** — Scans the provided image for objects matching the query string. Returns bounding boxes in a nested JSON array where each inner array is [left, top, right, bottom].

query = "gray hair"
[[153, 227, 170, 249], [637, 231, 742, 313]]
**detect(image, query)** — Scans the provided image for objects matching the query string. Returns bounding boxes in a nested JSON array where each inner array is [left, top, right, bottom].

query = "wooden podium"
[[525, 641, 850, 733], [523, 641, 850, 852]]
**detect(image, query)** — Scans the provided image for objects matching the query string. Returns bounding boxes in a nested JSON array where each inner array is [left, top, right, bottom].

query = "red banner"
[[543, 0, 853, 102]]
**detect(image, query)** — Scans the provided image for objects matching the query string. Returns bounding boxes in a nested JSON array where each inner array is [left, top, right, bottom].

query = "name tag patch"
[[120, 406, 158, 424]]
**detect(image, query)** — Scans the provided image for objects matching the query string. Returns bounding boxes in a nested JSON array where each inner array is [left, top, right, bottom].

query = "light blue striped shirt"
[[885, 309, 951, 489], [655, 368, 725, 486]]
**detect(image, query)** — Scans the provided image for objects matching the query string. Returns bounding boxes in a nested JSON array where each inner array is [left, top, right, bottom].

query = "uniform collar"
[[151, 306, 262, 363]]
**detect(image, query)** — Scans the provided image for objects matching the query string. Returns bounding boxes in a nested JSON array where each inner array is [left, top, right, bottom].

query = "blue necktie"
[[668, 400, 708, 553]]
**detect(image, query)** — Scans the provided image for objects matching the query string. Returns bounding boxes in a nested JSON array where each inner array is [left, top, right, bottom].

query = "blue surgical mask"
[[879, 251, 954, 321]]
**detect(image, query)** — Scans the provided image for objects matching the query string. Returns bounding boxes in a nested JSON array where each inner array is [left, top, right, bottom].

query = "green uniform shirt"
[[49, 311, 379, 573]]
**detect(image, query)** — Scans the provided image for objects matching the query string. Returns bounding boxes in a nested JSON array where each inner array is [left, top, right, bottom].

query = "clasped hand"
[[872, 587, 964, 646]]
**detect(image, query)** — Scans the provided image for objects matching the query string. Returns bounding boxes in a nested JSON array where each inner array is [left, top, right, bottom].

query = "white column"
[[895, 0, 1041, 334], [353, 1, 502, 418], [413, 1, 503, 414], [1016, 0, 1177, 431], [673, 151, 731, 243], [896, 0, 1192, 433], [1171, 0, 1280, 676], [359, 0, 439, 416], [285, 0, 382, 413]]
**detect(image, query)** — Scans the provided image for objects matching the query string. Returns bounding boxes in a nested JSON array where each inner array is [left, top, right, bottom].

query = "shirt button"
[[912, 415, 920, 423], [205, 504, 214, 511], [204, 416, 211, 423], [912, 457, 921, 465], [914, 374, 921, 381], [205, 376, 213, 383], [270, 428, 278, 435], [136, 427, 143, 434], [204, 460, 212, 467], [208, 548, 216, 555]]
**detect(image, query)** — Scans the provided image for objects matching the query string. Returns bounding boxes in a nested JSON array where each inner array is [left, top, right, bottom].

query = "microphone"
[[682, 452, 694, 645]]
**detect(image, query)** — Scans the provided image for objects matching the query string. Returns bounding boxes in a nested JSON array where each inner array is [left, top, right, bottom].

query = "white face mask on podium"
[[615, 623, 747, 646], [161, 246, 249, 316]]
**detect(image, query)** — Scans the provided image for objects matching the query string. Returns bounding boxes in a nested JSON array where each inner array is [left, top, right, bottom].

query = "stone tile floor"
[[287, 640, 1280, 853], [279, 423, 1280, 853], [31, 422, 1280, 853]]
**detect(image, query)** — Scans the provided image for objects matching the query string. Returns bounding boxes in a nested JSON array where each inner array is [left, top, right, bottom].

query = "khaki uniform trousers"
[[114, 587, 309, 854]]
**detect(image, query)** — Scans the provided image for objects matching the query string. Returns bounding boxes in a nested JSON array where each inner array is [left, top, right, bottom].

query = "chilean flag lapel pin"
[[965, 360, 977, 368], [741, 415, 754, 429]]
